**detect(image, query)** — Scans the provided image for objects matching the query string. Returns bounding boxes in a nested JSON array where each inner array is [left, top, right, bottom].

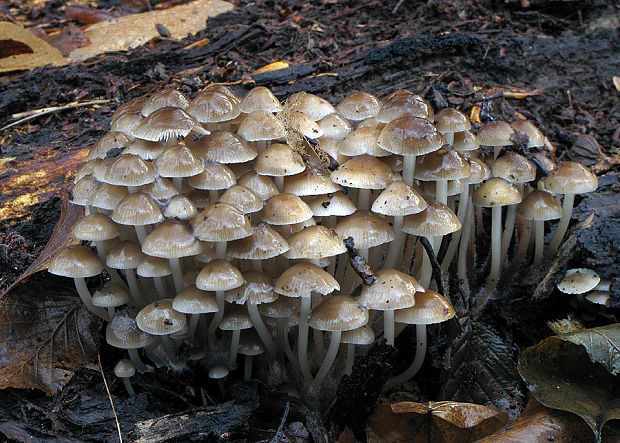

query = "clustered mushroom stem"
[[402, 155, 416, 188], [229, 329, 241, 365], [173, 177, 183, 193], [547, 192, 575, 257], [125, 269, 146, 306], [385, 215, 404, 269], [209, 190, 219, 203], [436, 180, 448, 206], [457, 198, 474, 287], [314, 329, 326, 360], [216, 241, 227, 260], [418, 236, 434, 289], [244, 355, 253, 381], [510, 219, 532, 272], [275, 175, 284, 191], [384, 309, 395, 346], [168, 257, 184, 293], [500, 204, 517, 266], [533, 219, 545, 267], [247, 302, 276, 358], [441, 185, 470, 272], [358, 188, 370, 211], [309, 331, 341, 393], [128, 348, 151, 373], [122, 377, 136, 396], [298, 296, 313, 383], [160, 335, 183, 368], [188, 314, 201, 341], [489, 205, 503, 284], [343, 343, 356, 375], [127, 186, 140, 194], [444, 132, 454, 146], [208, 291, 226, 347], [387, 324, 427, 387], [134, 225, 148, 246], [153, 277, 168, 299], [73, 277, 109, 321]]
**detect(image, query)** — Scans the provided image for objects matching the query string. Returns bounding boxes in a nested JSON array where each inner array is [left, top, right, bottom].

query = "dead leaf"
[[251, 61, 290, 76], [67, 0, 234, 62], [366, 401, 508, 443], [0, 22, 66, 73], [479, 397, 598, 442], [518, 326, 620, 441], [440, 322, 526, 419]]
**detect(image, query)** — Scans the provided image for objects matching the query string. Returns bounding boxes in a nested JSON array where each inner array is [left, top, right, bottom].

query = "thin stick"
[[2, 100, 111, 131], [97, 354, 123, 443]]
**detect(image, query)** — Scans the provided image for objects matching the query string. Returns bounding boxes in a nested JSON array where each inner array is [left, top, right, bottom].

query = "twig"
[[270, 401, 290, 443], [1, 100, 111, 131], [98, 354, 123, 443], [419, 236, 444, 295], [392, 0, 405, 14]]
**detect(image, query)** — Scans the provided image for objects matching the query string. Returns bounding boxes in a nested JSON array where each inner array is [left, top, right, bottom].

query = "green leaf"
[[518, 325, 620, 442]]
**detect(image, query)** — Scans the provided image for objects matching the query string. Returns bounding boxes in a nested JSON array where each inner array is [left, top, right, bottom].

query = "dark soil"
[[0, 0, 618, 441]]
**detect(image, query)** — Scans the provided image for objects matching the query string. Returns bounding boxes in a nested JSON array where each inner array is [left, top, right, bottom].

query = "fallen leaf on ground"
[[366, 400, 508, 443], [518, 325, 620, 441], [0, 22, 66, 72], [67, 0, 234, 62]]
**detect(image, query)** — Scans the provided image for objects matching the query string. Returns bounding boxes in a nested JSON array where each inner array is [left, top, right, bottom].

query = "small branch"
[[1, 100, 111, 131], [97, 354, 123, 443], [419, 236, 444, 295]]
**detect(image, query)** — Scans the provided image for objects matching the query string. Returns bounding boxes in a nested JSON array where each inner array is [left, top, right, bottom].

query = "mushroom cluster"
[[47, 85, 597, 397]]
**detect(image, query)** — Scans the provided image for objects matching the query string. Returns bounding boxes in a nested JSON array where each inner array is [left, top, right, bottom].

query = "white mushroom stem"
[[386, 324, 426, 387], [275, 176, 284, 191], [125, 268, 146, 306], [216, 241, 227, 260], [385, 215, 404, 269], [441, 186, 469, 272], [489, 206, 503, 284], [510, 218, 532, 272], [298, 296, 313, 383], [209, 190, 219, 203], [457, 197, 474, 287], [358, 188, 371, 211], [500, 203, 517, 266], [384, 309, 395, 346], [344, 343, 356, 375], [128, 348, 151, 373], [73, 277, 109, 321], [93, 241, 127, 289], [134, 225, 148, 246], [436, 180, 448, 206], [173, 177, 183, 193], [277, 318, 298, 368], [153, 277, 169, 299], [188, 314, 201, 341], [244, 354, 254, 381], [121, 377, 136, 396], [533, 219, 545, 267], [168, 257, 184, 294], [402, 155, 416, 188], [547, 193, 575, 257], [160, 335, 184, 369], [229, 329, 241, 365], [208, 291, 226, 346], [309, 330, 341, 393], [444, 132, 454, 146], [247, 302, 276, 358]]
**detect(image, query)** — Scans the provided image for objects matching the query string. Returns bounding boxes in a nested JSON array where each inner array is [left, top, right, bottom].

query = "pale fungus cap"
[[196, 259, 244, 291], [93, 283, 130, 308], [465, 158, 491, 185], [72, 176, 100, 207], [435, 108, 471, 134], [452, 130, 480, 152], [219, 305, 253, 330], [225, 270, 277, 305], [557, 268, 600, 294], [133, 107, 207, 142], [153, 144, 204, 178], [275, 262, 340, 297], [191, 203, 252, 242], [254, 143, 305, 177], [377, 92, 434, 123], [164, 195, 198, 220], [114, 359, 136, 378], [124, 139, 166, 160], [142, 220, 201, 258], [102, 154, 156, 187], [209, 366, 229, 379], [141, 89, 190, 117], [172, 286, 218, 314], [402, 200, 461, 237], [227, 223, 289, 260], [336, 91, 381, 121], [240, 86, 282, 113], [284, 225, 347, 259], [143, 177, 178, 201], [188, 90, 241, 123], [87, 131, 130, 160], [377, 115, 444, 157], [339, 127, 390, 157], [219, 185, 263, 214], [112, 192, 164, 226], [193, 130, 258, 164], [371, 181, 427, 216], [73, 213, 119, 241], [358, 269, 421, 310], [334, 211, 395, 249], [317, 113, 353, 140], [308, 192, 357, 217], [137, 255, 171, 277], [187, 162, 236, 191], [283, 110, 324, 139], [259, 296, 300, 319], [261, 193, 314, 225], [107, 241, 144, 269], [238, 172, 280, 201], [136, 300, 187, 336], [517, 190, 562, 221], [472, 178, 523, 207], [47, 245, 103, 278], [341, 324, 375, 345], [106, 310, 155, 349], [310, 296, 369, 332], [283, 168, 341, 196], [414, 148, 471, 181], [237, 111, 286, 141], [477, 121, 514, 147], [394, 289, 455, 324], [492, 151, 536, 184], [238, 330, 266, 356], [511, 119, 545, 147], [330, 155, 400, 189], [110, 110, 143, 137], [285, 92, 336, 121], [541, 162, 598, 195]]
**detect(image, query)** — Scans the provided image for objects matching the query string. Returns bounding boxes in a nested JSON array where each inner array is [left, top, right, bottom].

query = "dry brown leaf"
[[479, 397, 597, 442], [67, 0, 234, 62], [0, 22, 66, 73], [366, 401, 508, 443], [0, 196, 96, 395]]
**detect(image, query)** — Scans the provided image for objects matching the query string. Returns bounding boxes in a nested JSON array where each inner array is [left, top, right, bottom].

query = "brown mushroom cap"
[[511, 119, 545, 147], [187, 162, 236, 191], [285, 92, 336, 121], [541, 162, 598, 195], [334, 211, 395, 249], [106, 310, 155, 349], [93, 283, 130, 308], [317, 113, 353, 140], [341, 324, 375, 345], [219, 185, 263, 214], [283, 168, 341, 196], [133, 107, 206, 142], [284, 225, 347, 259], [308, 192, 357, 217], [473, 177, 523, 207], [142, 220, 201, 258], [237, 111, 286, 141], [219, 305, 253, 330], [238, 172, 280, 201], [254, 143, 305, 177], [164, 195, 198, 220], [452, 130, 480, 152], [102, 154, 156, 187], [191, 203, 252, 242], [339, 127, 390, 157], [227, 223, 289, 260], [477, 121, 514, 147], [187, 90, 240, 123], [192, 130, 258, 164], [275, 262, 339, 297], [377, 115, 444, 156], [358, 269, 421, 310], [73, 213, 119, 241], [336, 91, 381, 121], [196, 259, 244, 291], [240, 86, 282, 113], [261, 193, 314, 225], [517, 190, 562, 221], [136, 300, 187, 336], [172, 286, 218, 314], [435, 108, 471, 133], [48, 245, 103, 277], [141, 89, 190, 116], [106, 241, 144, 269], [153, 144, 204, 178], [259, 296, 300, 319], [377, 92, 434, 123], [137, 255, 172, 277], [414, 148, 471, 181], [88, 131, 131, 160], [310, 296, 369, 332], [143, 177, 178, 201], [330, 155, 399, 189], [394, 289, 455, 324], [492, 151, 536, 184], [402, 200, 461, 237], [371, 181, 427, 216], [225, 270, 277, 305], [112, 192, 164, 226]]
